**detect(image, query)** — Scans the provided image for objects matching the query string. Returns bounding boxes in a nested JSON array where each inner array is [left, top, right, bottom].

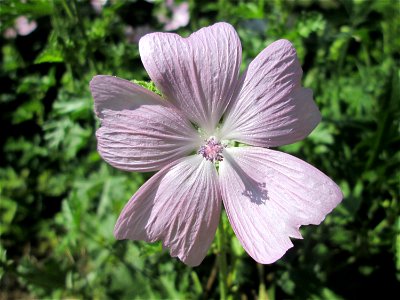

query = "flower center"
[[198, 137, 225, 162]]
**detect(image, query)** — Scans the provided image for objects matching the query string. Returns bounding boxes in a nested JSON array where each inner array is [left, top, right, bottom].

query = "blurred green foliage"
[[0, 0, 399, 299]]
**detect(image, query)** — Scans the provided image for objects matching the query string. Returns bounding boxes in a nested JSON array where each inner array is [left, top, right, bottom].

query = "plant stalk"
[[217, 218, 228, 300]]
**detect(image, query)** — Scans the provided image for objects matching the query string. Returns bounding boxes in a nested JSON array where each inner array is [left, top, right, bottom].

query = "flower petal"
[[221, 40, 321, 147], [90, 75, 200, 172], [219, 147, 342, 264], [139, 22, 242, 133], [114, 155, 221, 267]]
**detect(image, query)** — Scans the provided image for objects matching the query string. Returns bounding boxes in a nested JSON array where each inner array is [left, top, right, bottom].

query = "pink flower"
[[125, 25, 154, 44], [3, 16, 37, 39], [91, 0, 107, 13], [157, 0, 190, 31], [90, 22, 343, 266], [15, 16, 37, 36]]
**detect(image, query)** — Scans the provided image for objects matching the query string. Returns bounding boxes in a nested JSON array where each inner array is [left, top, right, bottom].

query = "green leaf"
[[139, 241, 163, 258], [133, 80, 162, 96], [34, 48, 63, 64]]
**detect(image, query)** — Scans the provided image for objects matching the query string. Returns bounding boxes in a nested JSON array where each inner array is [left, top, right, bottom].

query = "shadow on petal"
[[224, 151, 269, 205]]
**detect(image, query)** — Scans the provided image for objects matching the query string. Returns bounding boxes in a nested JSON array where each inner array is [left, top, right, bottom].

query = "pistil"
[[198, 137, 225, 162]]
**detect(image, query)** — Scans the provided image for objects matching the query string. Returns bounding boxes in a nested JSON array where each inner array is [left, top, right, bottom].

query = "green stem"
[[217, 218, 228, 300]]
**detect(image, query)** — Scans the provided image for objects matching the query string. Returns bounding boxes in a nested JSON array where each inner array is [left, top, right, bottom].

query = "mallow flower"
[[90, 22, 343, 267]]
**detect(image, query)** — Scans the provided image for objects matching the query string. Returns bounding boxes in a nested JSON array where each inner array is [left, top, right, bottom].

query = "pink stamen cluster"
[[198, 137, 225, 162]]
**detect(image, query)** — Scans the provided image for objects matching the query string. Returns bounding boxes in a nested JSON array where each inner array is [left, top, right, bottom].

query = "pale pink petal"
[[4, 28, 17, 39], [221, 40, 321, 147], [164, 2, 190, 31], [114, 155, 221, 266], [90, 75, 201, 172], [15, 16, 37, 36], [139, 22, 241, 133], [219, 147, 342, 264], [91, 0, 107, 13]]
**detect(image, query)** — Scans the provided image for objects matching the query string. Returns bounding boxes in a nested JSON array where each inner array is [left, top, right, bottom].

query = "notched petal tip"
[[138, 21, 236, 44], [90, 74, 108, 84], [267, 39, 300, 61], [255, 243, 294, 265], [90, 74, 170, 119], [272, 38, 295, 48], [302, 88, 322, 134], [90, 75, 132, 118], [89, 74, 106, 93], [89, 74, 118, 93], [220, 147, 342, 265], [221, 36, 310, 147], [138, 21, 242, 130], [138, 31, 166, 52], [206, 21, 236, 32], [163, 240, 204, 267]]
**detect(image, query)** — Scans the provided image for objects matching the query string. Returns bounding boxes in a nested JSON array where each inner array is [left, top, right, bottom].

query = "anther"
[[198, 137, 225, 162]]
